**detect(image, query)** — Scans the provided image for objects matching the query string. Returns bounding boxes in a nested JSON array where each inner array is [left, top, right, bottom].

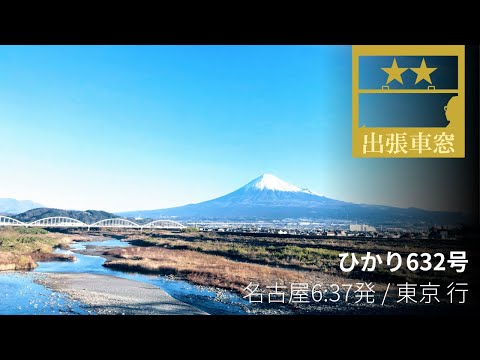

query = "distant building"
[[440, 230, 449, 239], [350, 224, 377, 232], [350, 224, 362, 231]]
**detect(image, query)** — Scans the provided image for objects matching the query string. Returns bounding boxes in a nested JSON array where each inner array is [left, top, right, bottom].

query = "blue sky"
[[0, 46, 469, 212]]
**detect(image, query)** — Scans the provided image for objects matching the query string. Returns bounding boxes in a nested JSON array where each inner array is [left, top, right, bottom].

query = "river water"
[[0, 238, 249, 315]]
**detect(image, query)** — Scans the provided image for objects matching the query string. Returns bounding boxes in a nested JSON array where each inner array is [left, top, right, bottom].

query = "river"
[[0, 238, 249, 315]]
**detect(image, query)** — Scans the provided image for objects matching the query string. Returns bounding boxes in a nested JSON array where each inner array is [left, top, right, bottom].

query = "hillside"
[[13, 208, 118, 224]]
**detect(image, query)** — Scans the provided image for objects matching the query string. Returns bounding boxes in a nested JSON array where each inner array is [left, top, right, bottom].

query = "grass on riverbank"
[[128, 230, 469, 281], [131, 237, 341, 273], [108, 231, 467, 288], [104, 246, 342, 293], [0, 227, 74, 270]]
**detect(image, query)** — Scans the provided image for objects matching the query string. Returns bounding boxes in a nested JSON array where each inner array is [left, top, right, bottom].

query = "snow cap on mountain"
[[244, 174, 315, 194]]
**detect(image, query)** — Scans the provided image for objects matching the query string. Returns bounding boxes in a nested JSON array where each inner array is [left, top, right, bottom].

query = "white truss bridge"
[[0, 216, 185, 230]]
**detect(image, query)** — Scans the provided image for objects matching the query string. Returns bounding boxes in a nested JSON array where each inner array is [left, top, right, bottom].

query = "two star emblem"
[[381, 58, 436, 85]]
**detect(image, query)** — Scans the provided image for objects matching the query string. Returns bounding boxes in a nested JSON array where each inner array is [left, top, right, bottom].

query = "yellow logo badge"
[[352, 45, 465, 158]]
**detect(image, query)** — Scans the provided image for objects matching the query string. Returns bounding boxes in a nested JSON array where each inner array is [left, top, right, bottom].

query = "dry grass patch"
[[131, 236, 341, 272], [0, 252, 36, 271], [0, 227, 76, 270], [104, 247, 342, 293]]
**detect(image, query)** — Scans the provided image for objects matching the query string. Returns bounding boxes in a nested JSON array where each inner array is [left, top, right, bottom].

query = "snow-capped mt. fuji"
[[200, 174, 339, 208], [244, 174, 312, 193], [118, 174, 462, 224]]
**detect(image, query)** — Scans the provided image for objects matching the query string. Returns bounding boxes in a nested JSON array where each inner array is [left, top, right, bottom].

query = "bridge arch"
[[142, 220, 186, 229], [0, 216, 26, 226], [89, 218, 141, 228], [29, 217, 88, 227], [0, 216, 185, 230]]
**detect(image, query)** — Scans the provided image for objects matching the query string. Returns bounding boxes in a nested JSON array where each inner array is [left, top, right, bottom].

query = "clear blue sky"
[[0, 46, 469, 212]]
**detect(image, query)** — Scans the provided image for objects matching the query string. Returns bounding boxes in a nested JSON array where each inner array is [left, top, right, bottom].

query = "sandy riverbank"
[[36, 273, 207, 315]]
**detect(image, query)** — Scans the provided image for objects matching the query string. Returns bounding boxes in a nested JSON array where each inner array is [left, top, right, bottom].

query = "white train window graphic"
[[352, 46, 464, 158], [358, 56, 458, 128]]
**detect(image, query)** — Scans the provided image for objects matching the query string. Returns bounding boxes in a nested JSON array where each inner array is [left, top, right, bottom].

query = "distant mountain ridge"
[[4, 175, 466, 226], [118, 174, 465, 225], [13, 208, 118, 224], [0, 198, 44, 214]]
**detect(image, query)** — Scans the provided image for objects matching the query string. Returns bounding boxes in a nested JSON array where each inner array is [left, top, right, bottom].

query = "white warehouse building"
[[350, 224, 376, 232]]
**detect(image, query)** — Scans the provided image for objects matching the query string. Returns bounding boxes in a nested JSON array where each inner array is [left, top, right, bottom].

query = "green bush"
[[16, 227, 48, 235]]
